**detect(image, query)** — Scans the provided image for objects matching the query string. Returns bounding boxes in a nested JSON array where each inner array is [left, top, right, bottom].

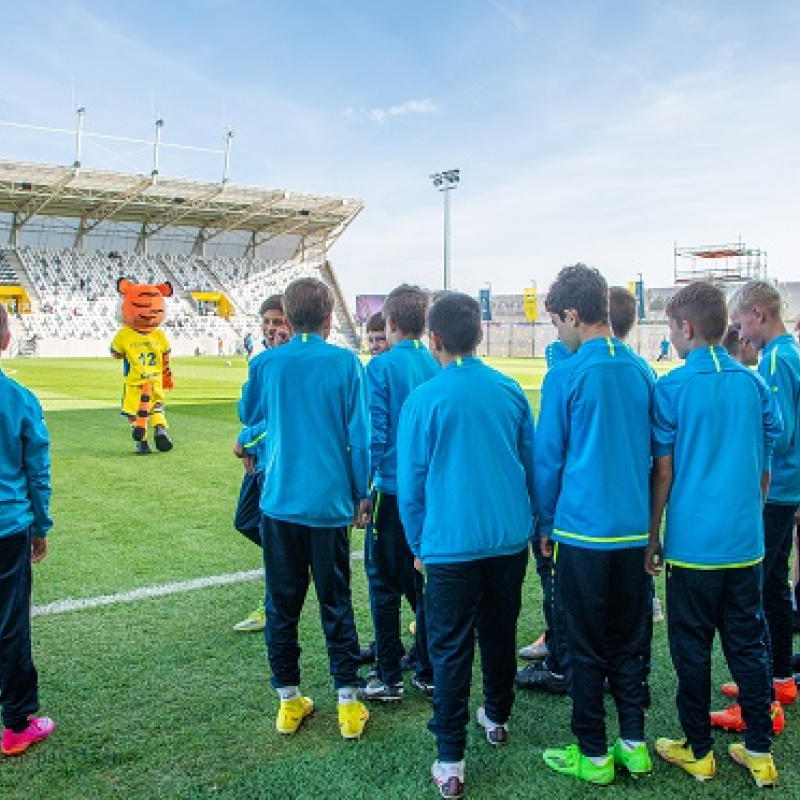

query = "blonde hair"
[[729, 281, 783, 320]]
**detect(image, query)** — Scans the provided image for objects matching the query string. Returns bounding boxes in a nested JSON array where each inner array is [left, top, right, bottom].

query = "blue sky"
[[1, 0, 799, 302]]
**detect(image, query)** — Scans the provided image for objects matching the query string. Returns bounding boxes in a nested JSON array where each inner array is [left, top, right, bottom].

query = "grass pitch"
[[0, 356, 797, 798]]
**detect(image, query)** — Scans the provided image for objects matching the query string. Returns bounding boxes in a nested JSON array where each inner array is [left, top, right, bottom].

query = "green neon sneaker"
[[543, 743, 614, 785], [233, 601, 266, 632], [612, 739, 653, 777]]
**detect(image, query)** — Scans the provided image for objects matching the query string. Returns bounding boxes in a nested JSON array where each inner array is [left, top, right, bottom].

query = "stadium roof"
[[0, 159, 363, 250]]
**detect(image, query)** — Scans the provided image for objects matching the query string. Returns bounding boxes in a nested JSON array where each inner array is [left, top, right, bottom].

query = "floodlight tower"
[[429, 169, 460, 290]]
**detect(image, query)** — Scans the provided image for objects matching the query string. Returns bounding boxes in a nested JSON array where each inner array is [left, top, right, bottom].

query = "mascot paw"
[[154, 426, 174, 452], [136, 441, 153, 455]]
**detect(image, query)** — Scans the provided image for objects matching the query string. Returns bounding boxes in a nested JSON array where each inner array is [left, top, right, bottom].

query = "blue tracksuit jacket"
[[397, 356, 535, 564]]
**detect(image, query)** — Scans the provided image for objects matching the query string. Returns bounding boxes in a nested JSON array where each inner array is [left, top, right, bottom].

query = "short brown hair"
[[366, 312, 385, 333], [545, 264, 608, 325], [608, 287, 637, 340], [428, 292, 482, 354], [665, 281, 727, 342], [283, 278, 333, 332], [259, 294, 284, 316], [0, 303, 8, 342], [729, 281, 783, 320], [383, 284, 428, 337]]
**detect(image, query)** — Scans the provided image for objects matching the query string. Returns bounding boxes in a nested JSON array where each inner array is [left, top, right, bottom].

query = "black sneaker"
[[136, 440, 153, 455], [154, 425, 173, 452], [476, 706, 508, 746], [515, 663, 567, 694], [412, 675, 434, 701], [361, 678, 403, 702]]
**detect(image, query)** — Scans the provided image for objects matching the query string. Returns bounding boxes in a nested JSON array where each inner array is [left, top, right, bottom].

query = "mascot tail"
[[132, 381, 153, 441]]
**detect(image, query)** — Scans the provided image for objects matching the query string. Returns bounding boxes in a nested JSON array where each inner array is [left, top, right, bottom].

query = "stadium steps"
[[197, 257, 247, 315], [0, 248, 40, 302]]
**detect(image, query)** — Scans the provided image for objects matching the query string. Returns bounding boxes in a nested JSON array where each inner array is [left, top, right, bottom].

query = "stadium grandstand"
[[0, 158, 363, 357]]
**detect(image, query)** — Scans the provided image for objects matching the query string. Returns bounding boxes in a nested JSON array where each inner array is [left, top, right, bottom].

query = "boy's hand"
[[355, 498, 373, 529], [539, 535, 552, 558], [413, 557, 424, 575], [31, 536, 48, 564], [233, 441, 255, 473], [162, 368, 174, 391], [645, 541, 663, 576]]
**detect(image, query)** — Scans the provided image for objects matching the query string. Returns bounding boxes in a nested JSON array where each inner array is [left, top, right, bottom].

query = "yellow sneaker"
[[233, 602, 266, 633], [655, 737, 716, 782], [276, 696, 314, 735], [728, 743, 778, 788], [338, 700, 369, 740]]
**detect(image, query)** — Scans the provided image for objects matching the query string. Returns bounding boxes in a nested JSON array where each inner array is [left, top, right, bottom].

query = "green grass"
[[0, 355, 796, 798]]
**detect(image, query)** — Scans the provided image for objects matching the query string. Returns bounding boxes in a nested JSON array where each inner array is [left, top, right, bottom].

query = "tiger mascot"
[[110, 278, 175, 455]]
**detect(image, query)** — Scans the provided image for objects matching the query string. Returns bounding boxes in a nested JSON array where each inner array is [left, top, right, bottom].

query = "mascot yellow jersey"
[[110, 278, 175, 455], [110, 327, 171, 385]]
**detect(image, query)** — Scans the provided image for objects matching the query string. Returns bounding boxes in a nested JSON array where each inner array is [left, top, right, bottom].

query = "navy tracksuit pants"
[[234, 470, 265, 547], [554, 542, 648, 757], [425, 548, 528, 762], [666, 563, 772, 756], [261, 517, 360, 690], [364, 491, 432, 685], [0, 531, 39, 732], [762, 502, 799, 681]]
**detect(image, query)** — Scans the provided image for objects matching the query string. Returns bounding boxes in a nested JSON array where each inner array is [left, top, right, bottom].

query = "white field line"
[[33, 549, 366, 617]]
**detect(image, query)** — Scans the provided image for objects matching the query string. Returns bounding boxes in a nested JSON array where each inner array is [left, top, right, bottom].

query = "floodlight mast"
[[152, 118, 164, 183], [429, 169, 459, 290], [222, 127, 234, 185], [74, 107, 86, 170]]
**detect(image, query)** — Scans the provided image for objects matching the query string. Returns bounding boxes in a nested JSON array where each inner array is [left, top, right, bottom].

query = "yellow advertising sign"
[[523, 287, 538, 321]]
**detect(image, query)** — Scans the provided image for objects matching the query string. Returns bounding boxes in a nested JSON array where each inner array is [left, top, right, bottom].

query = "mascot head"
[[118, 278, 173, 333]]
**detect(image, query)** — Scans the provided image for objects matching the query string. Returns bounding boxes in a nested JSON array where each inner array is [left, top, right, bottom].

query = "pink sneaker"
[[1, 717, 56, 756]]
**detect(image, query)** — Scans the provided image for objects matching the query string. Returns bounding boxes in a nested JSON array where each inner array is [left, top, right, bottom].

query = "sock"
[[277, 686, 299, 701], [438, 760, 465, 780], [745, 748, 770, 757], [338, 687, 357, 704], [774, 677, 793, 685], [622, 739, 644, 750], [587, 754, 610, 766]]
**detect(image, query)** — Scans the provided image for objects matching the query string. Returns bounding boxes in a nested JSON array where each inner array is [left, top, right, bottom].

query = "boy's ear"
[[682, 319, 695, 341], [429, 331, 444, 352], [752, 304, 767, 325], [0, 330, 11, 353]]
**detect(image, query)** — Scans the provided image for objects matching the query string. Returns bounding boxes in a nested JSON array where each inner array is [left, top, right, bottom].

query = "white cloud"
[[343, 99, 439, 124]]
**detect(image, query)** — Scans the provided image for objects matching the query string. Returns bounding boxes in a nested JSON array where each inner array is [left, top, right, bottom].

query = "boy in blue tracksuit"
[[648, 282, 782, 787], [537, 265, 655, 785], [0, 304, 55, 756], [359, 285, 438, 703], [725, 281, 800, 714], [231, 295, 289, 633], [516, 298, 572, 692], [246, 278, 371, 741], [398, 293, 534, 799]]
